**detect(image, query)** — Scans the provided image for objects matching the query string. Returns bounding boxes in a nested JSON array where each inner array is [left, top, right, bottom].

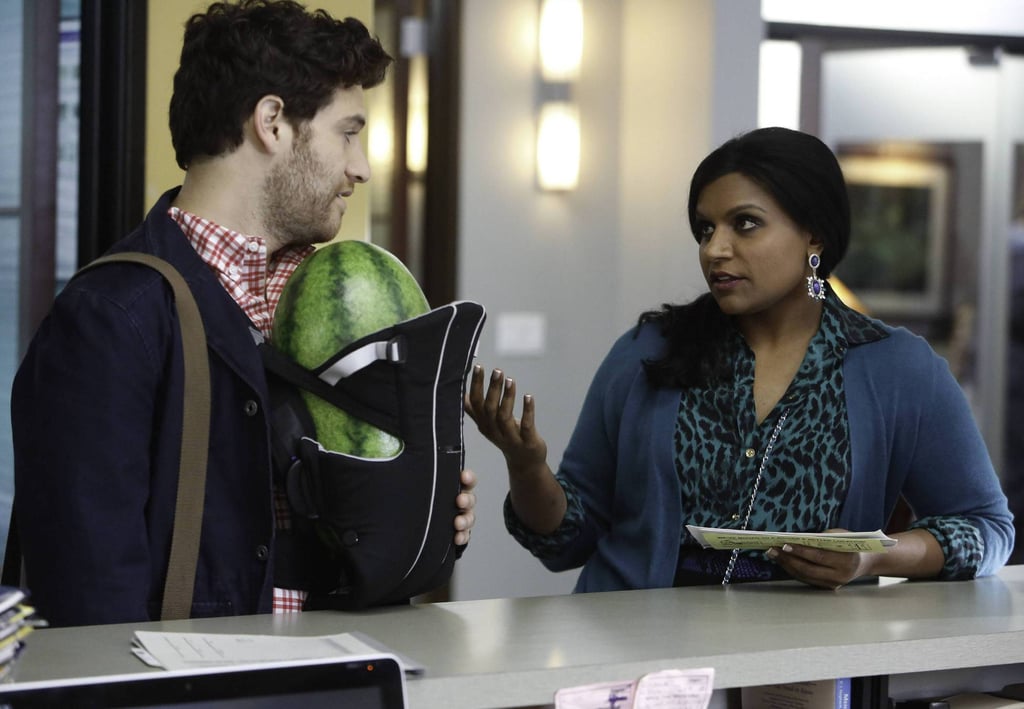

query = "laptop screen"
[[0, 654, 406, 708]]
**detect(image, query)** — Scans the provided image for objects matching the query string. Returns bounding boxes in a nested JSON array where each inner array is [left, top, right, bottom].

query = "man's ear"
[[252, 95, 288, 153]]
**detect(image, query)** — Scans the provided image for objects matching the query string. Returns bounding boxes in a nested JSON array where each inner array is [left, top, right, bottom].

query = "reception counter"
[[10, 565, 1024, 708]]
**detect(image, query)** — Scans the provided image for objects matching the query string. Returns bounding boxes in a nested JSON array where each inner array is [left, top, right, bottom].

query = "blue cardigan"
[[541, 319, 1015, 592], [12, 190, 278, 626]]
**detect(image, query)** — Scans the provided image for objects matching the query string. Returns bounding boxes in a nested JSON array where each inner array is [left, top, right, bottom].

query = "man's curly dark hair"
[[168, 0, 393, 169]]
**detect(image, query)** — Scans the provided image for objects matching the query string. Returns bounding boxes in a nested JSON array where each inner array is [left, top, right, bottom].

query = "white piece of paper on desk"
[[686, 525, 897, 553], [131, 630, 424, 674], [555, 667, 714, 709]]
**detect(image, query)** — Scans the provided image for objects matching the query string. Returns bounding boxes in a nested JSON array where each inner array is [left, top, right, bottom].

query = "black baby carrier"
[[260, 300, 486, 609]]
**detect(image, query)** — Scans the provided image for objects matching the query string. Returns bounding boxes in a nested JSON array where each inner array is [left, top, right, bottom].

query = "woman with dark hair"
[[466, 127, 1013, 591]]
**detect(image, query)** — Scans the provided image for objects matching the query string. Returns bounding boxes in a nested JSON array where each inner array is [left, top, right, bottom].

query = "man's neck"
[[172, 162, 286, 255]]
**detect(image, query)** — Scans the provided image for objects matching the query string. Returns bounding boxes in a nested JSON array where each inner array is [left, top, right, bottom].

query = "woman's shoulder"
[[851, 319, 935, 358], [582, 321, 668, 394], [845, 318, 950, 393], [606, 320, 669, 361]]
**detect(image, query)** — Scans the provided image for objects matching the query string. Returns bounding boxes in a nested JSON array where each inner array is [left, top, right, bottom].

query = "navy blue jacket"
[[12, 190, 278, 626]]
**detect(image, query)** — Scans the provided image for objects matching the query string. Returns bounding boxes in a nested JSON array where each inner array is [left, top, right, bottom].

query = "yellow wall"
[[145, 0, 375, 242]]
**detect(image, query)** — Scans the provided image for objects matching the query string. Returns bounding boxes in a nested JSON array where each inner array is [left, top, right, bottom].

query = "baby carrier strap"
[[260, 339, 399, 437]]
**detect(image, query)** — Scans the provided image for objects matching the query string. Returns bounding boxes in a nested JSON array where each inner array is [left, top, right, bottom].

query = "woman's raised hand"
[[464, 365, 568, 535], [464, 365, 548, 475]]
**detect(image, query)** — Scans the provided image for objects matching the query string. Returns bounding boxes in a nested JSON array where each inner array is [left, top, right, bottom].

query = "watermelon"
[[272, 239, 430, 457]]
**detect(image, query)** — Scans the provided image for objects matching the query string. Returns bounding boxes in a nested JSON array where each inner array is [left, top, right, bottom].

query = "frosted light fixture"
[[538, 0, 583, 81], [536, 102, 580, 191]]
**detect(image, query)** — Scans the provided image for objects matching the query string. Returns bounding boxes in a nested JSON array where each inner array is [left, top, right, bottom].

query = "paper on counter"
[[686, 525, 897, 553], [555, 667, 714, 709], [131, 630, 424, 674], [555, 679, 635, 709]]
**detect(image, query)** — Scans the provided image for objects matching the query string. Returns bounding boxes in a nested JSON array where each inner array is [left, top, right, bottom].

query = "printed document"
[[131, 630, 424, 674], [686, 525, 897, 553], [555, 668, 714, 709]]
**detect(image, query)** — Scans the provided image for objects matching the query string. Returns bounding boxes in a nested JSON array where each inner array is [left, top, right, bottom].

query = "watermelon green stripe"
[[367, 244, 423, 322]]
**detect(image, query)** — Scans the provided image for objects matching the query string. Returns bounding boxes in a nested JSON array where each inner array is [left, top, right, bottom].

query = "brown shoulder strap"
[[86, 253, 210, 621]]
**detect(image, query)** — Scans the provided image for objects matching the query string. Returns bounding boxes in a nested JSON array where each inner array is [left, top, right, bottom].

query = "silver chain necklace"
[[722, 409, 789, 585]]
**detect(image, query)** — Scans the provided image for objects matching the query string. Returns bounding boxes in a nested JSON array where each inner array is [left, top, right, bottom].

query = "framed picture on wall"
[[835, 154, 950, 317]]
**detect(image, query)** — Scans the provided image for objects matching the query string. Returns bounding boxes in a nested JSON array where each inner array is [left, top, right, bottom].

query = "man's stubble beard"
[[260, 130, 340, 249]]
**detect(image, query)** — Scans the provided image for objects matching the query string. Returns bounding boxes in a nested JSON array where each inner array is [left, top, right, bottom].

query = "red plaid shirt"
[[170, 207, 314, 613]]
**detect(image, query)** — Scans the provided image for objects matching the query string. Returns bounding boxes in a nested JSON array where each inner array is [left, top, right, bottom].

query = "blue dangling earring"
[[806, 253, 827, 301]]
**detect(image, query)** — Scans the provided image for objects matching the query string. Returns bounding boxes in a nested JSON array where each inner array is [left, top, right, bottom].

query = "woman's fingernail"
[[766, 548, 778, 560], [782, 544, 793, 553]]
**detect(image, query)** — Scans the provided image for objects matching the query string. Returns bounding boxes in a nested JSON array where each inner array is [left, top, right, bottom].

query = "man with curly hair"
[[11, 0, 476, 627]]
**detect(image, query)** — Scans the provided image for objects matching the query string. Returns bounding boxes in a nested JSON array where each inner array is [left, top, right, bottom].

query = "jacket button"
[[255, 544, 269, 561], [243, 400, 259, 416]]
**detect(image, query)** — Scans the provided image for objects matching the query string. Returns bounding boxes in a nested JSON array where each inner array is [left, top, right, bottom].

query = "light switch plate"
[[495, 312, 547, 356]]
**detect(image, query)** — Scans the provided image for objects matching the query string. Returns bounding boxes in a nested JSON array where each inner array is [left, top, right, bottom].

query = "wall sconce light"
[[536, 0, 582, 191], [539, 0, 583, 81], [536, 102, 580, 190]]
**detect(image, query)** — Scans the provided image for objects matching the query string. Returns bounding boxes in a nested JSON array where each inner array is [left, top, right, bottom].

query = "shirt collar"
[[168, 207, 314, 338], [823, 289, 889, 349], [168, 207, 313, 277]]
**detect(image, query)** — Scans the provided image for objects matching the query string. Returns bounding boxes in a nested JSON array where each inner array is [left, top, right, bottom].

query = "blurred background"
[[1, 0, 1022, 601]]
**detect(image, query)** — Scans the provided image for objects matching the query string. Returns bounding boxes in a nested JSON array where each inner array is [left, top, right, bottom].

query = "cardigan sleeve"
[[501, 326, 658, 572], [900, 342, 1014, 577], [503, 477, 585, 558], [850, 329, 1015, 578]]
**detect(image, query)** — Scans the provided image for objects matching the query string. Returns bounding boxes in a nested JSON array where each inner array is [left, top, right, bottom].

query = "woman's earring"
[[806, 253, 827, 300]]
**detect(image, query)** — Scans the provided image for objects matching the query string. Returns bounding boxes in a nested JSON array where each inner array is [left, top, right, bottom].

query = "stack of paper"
[[685, 525, 898, 553], [0, 586, 41, 682], [131, 630, 425, 675], [555, 667, 715, 709]]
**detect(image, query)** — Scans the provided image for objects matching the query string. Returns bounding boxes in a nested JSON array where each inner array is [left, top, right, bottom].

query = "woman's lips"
[[709, 272, 743, 290]]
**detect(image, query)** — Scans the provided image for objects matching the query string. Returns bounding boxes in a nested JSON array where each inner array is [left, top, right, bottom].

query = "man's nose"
[[347, 143, 370, 184]]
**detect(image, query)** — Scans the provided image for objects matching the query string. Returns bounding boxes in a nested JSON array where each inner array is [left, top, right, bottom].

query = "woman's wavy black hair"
[[640, 127, 852, 388], [169, 0, 393, 170]]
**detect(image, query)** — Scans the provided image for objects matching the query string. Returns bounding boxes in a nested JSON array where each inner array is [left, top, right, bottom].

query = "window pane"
[[0, 0, 22, 562], [0, 3, 23, 209], [0, 216, 18, 558], [58, 16, 80, 283]]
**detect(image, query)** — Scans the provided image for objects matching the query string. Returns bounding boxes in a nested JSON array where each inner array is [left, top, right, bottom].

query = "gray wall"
[[452, 0, 761, 601]]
